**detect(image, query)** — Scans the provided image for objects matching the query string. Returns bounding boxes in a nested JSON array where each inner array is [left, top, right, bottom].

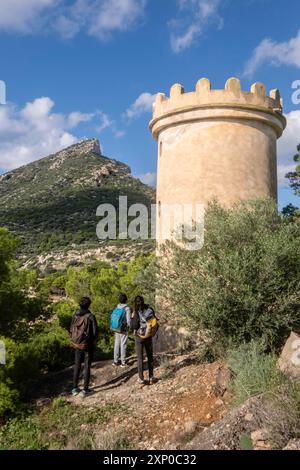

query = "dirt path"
[[31, 354, 231, 450]]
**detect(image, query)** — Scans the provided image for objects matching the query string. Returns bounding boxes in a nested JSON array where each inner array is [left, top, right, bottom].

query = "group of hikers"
[[70, 294, 159, 398]]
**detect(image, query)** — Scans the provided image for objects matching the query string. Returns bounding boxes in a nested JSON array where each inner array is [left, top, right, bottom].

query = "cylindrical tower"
[[149, 77, 286, 245]]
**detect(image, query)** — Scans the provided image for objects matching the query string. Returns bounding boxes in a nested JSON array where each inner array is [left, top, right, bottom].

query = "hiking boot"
[[121, 362, 127, 368], [112, 361, 119, 366], [138, 378, 145, 385], [71, 388, 80, 396], [79, 388, 92, 398], [149, 377, 157, 385]]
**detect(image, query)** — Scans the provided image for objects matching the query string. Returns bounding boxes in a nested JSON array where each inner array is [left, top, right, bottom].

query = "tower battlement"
[[150, 77, 286, 139], [149, 76, 287, 246]]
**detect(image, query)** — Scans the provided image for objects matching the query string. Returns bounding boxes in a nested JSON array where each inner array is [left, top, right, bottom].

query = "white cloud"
[[126, 92, 157, 119], [277, 110, 300, 187], [96, 111, 125, 138], [170, 0, 222, 53], [244, 30, 300, 78], [53, 14, 81, 39], [0, 97, 122, 171], [67, 111, 95, 128], [0, 0, 147, 40], [86, 0, 146, 40], [137, 172, 156, 187]]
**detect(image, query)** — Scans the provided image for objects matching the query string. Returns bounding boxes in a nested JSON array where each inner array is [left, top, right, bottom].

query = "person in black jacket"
[[70, 297, 99, 397], [131, 295, 156, 385]]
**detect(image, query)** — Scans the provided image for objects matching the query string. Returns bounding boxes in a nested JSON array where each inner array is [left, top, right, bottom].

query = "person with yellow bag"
[[131, 295, 159, 385]]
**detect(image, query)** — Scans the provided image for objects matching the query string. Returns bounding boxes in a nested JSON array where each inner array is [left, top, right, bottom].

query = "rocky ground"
[[29, 350, 300, 450], [30, 354, 232, 450]]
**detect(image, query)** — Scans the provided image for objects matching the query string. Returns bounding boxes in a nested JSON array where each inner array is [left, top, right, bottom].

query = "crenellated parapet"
[[150, 77, 286, 139]]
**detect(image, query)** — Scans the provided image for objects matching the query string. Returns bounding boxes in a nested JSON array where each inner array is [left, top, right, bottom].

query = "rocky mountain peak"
[[54, 138, 102, 160]]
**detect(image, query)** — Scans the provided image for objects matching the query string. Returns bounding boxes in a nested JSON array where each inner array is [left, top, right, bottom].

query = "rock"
[[278, 332, 300, 379], [186, 396, 266, 450], [283, 439, 300, 450], [244, 413, 253, 422], [205, 413, 212, 420], [250, 429, 265, 442], [215, 399, 224, 407], [251, 429, 271, 450], [212, 366, 232, 397], [36, 398, 51, 407]]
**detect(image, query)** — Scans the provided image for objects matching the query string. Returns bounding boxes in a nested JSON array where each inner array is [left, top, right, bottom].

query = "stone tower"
[[149, 78, 286, 245]]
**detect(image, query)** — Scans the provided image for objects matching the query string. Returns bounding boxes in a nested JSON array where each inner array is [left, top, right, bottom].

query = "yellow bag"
[[137, 316, 159, 340]]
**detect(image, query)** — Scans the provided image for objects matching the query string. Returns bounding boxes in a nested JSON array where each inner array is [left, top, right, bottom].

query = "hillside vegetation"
[[1, 198, 300, 450], [0, 139, 155, 269]]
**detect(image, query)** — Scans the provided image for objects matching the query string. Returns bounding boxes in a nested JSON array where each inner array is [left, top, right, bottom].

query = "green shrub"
[[267, 381, 300, 448], [227, 339, 282, 405], [28, 323, 72, 371], [0, 336, 39, 417], [0, 399, 127, 450], [0, 382, 20, 418], [161, 199, 300, 349], [55, 301, 74, 330], [239, 433, 253, 450]]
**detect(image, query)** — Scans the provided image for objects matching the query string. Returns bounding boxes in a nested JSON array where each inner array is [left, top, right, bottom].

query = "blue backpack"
[[110, 306, 127, 333]]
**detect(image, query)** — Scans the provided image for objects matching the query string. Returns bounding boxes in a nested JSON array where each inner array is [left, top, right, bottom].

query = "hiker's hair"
[[79, 296, 91, 309], [134, 295, 145, 313], [119, 293, 127, 304]]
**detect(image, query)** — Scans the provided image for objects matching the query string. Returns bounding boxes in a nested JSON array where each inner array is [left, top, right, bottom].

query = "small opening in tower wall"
[[158, 201, 161, 217], [159, 141, 163, 157]]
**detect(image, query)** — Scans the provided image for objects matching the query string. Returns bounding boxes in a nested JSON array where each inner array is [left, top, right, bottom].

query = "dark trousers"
[[135, 338, 154, 380], [73, 348, 93, 390]]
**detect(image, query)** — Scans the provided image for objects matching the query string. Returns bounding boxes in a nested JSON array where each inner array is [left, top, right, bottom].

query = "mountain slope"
[[0, 139, 155, 268]]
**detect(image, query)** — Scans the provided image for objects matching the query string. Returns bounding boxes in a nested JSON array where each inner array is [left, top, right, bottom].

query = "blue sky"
[[0, 0, 300, 208]]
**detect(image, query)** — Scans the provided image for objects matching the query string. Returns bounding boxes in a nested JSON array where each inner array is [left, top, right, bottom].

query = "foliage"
[[267, 381, 300, 448], [0, 147, 155, 259], [0, 228, 43, 339], [0, 398, 127, 450], [0, 228, 18, 283], [286, 143, 300, 196], [0, 382, 20, 419], [160, 199, 300, 349], [0, 228, 156, 418], [0, 336, 40, 418], [54, 300, 75, 330], [28, 323, 72, 371], [61, 254, 157, 352], [239, 434, 253, 451]]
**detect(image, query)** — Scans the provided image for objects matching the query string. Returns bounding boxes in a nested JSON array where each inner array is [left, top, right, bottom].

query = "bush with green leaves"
[[227, 339, 282, 405], [160, 199, 300, 349], [28, 323, 72, 371], [267, 381, 300, 448], [227, 340, 300, 448], [54, 300, 75, 330], [0, 397, 127, 450], [0, 227, 156, 418], [63, 254, 157, 352], [0, 336, 40, 418]]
